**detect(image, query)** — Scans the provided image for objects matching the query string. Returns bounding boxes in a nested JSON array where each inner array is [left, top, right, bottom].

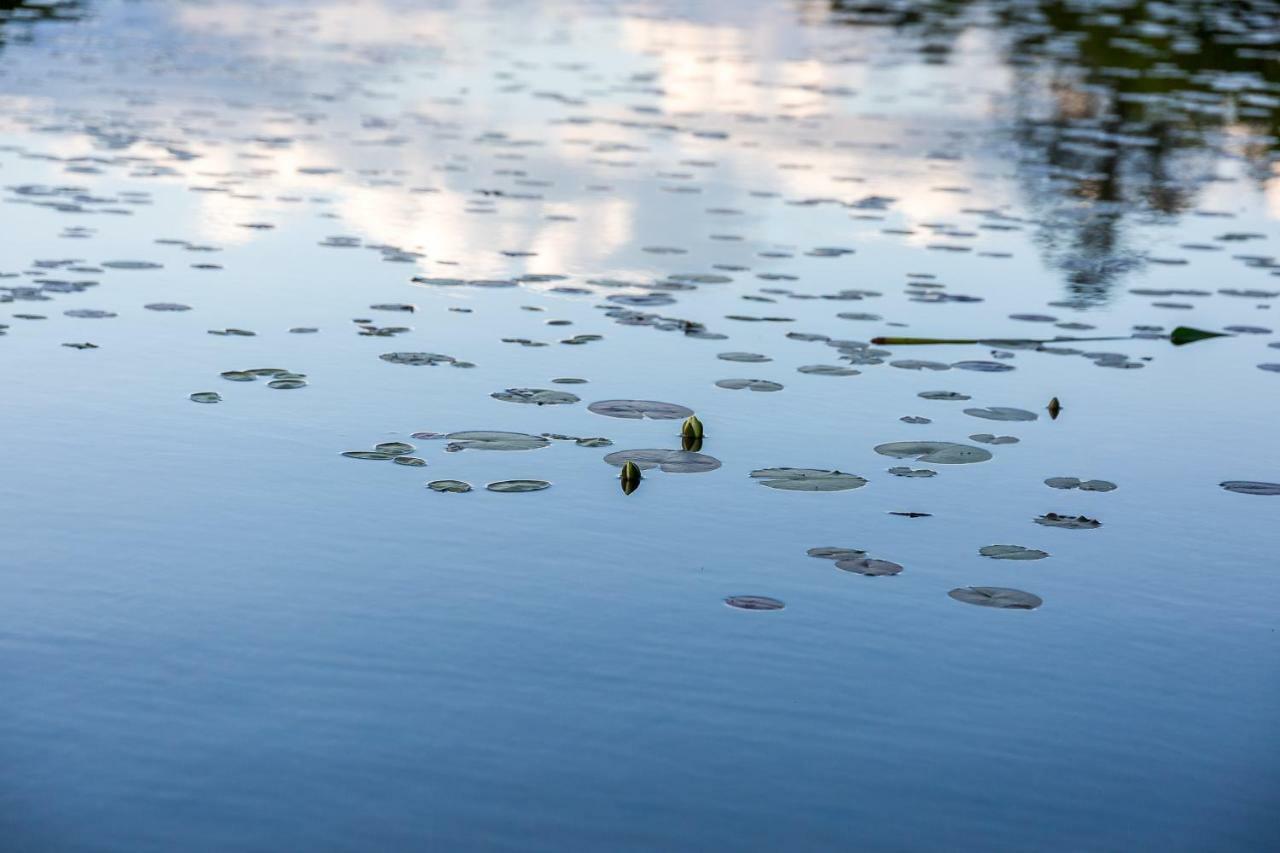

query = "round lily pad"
[[393, 457, 427, 467], [144, 302, 191, 311], [379, 352, 456, 366], [979, 545, 1049, 560], [486, 479, 551, 493], [948, 587, 1042, 609], [891, 360, 950, 371], [797, 365, 860, 376], [952, 361, 1015, 372], [807, 547, 866, 561], [888, 466, 936, 477], [919, 391, 970, 400], [964, 407, 1038, 422], [749, 468, 867, 491], [603, 449, 722, 473], [491, 388, 580, 405], [588, 400, 693, 420], [874, 441, 992, 464], [1220, 481, 1280, 496], [1035, 513, 1101, 529], [724, 595, 784, 611], [427, 480, 472, 493], [221, 371, 256, 382], [444, 431, 551, 451], [718, 352, 771, 362], [342, 451, 393, 460], [268, 379, 306, 389], [189, 391, 221, 404], [1045, 477, 1117, 492], [970, 434, 1019, 445], [375, 442, 415, 455], [835, 557, 902, 576], [716, 378, 783, 392]]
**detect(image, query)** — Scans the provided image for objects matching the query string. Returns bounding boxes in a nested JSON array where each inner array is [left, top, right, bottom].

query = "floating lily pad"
[[724, 595, 784, 611], [952, 361, 1015, 372], [874, 441, 992, 464], [888, 466, 936, 477], [949, 587, 1042, 609], [268, 379, 306, 389], [980, 545, 1049, 560], [491, 388, 580, 405], [379, 352, 456, 366], [798, 364, 860, 376], [486, 479, 551, 493], [375, 442, 415, 455], [1045, 477, 1117, 492], [718, 352, 771, 362], [221, 371, 256, 382], [835, 557, 902, 576], [749, 468, 867, 491], [970, 434, 1019, 445], [964, 407, 1038, 422], [144, 302, 191, 311], [900, 416, 931, 425], [65, 309, 117, 319], [1035, 513, 1101, 529], [919, 391, 970, 400], [588, 399, 693, 420], [891, 359, 950, 371], [189, 391, 221, 404], [393, 456, 427, 467], [807, 547, 866, 561], [103, 260, 162, 270], [603, 449, 722, 473], [716, 378, 783, 392], [427, 479, 472, 493], [1220, 481, 1280, 496], [444, 431, 550, 452], [342, 451, 393, 460]]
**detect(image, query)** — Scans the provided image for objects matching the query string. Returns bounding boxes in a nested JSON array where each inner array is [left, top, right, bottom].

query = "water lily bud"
[[681, 415, 704, 439]]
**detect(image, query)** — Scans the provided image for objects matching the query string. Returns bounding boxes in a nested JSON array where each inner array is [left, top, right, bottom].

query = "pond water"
[[2, 1, 1279, 850]]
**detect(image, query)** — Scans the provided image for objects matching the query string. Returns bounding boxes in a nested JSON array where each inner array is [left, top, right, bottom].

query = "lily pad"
[[444, 431, 550, 452], [835, 557, 903, 576], [979, 545, 1049, 560], [807, 547, 866, 561], [189, 391, 221, 404], [1045, 477, 1117, 492], [342, 451, 393, 460], [749, 468, 867, 491], [964, 407, 1038, 422], [393, 457, 427, 467], [1035, 513, 1101, 529], [603, 449, 721, 473], [919, 391, 970, 400], [221, 371, 256, 382], [949, 587, 1042, 609], [718, 352, 771, 362], [724, 595, 784, 611], [268, 379, 306, 389], [144, 302, 191, 312], [952, 360, 1015, 372], [375, 442, 415, 455], [891, 359, 950, 371], [427, 480, 472, 493], [874, 441, 992, 464], [491, 388, 580, 405], [1220, 481, 1280, 496], [888, 466, 936, 477], [716, 378, 783, 392], [798, 364, 860, 376], [486, 479, 551, 493], [588, 400, 693, 420], [970, 434, 1019, 445], [379, 352, 457, 366]]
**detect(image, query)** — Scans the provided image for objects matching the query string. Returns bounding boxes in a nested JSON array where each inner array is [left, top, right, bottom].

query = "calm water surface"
[[2, 1, 1279, 850]]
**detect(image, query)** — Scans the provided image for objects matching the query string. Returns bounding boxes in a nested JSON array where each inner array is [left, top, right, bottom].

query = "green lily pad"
[[948, 587, 1042, 609], [919, 391, 970, 400], [427, 480, 472, 493], [1220, 481, 1280, 496], [716, 378, 784, 391], [491, 388, 581, 405], [888, 466, 936, 477], [342, 451, 393, 460], [444, 431, 550, 451], [970, 434, 1019, 445], [724, 595, 785, 611], [393, 457, 427, 467], [807, 547, 866, 561], [375, 442, 415, 455], [379, 352, 457, 366], [718, 352, 771, 362], [268, 379, 307, 389], [189, 391, 221, 404], [797, 365, 860, 376], [835, 557, 902, 576], [486, 479, 551, 493], [588, 399, 693, 420], [1035, 513, 1101, 529], [1045, 477, 1117, 492], [964, 407, 1038, 422], [603, 449, 721, 473], [874, 441, 992, 464], [980, 545, 1049, 560], [749, 468, 867, 491], [891, 360, 950, 371]]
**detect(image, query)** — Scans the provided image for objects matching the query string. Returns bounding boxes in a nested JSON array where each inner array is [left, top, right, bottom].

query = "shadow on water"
[[0, 1, 84, 48], [817, 0, 1280, 302]]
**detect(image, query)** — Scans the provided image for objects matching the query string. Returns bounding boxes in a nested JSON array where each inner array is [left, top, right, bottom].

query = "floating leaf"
[[749, 468, 867, 491], [798, 364, 860, 376], [603, 449, 721, 473], [890, 359, 950, 371], [588, 399, 693, 420], [964, 407, 1038, 422], [874, 441, 992, 464], [342, 451, 393, 460], [888, 466, 935, 477], [718, 352, 771, 362], [1035, 513, 1101, 529], [716, 378, 783, 392], [1045, 477, 1117, 492], [970, 433, 1019, 445], [724, 595, 784, 611], [375, 442, 415, 455], [491, 388, 580, 405], [221, 371, 256, 382], [379, 352, 456, 366], [980, 545, 1049, 560], [268, 379, 306, 389], [1220, 481, 1280, 496], [948, 587, 1042, 609], [486, 479, 551, 493], [807, 547, 866, 561], [393, 457, 427, 467], [835, 557, 902, 576], [189, 391, 221, 404], [427, 479, 472, 493], [444, 431, 550, 452], [144, 302, 191, 312], [919, 391, 970, 400], [952, 360, 1015, 372]]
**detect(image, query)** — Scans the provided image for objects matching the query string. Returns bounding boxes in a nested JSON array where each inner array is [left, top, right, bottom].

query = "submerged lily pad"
[[444, 431, 550, 452], [749, 468, 867, 491], [603, 449, 721, 473], [716, 378, 783, 392], [724, 595, 785, 611], [1035, 513, 1101, 529], [948, 587, 1042, 609], [486, 479, 551, 493], [588, 399, 693, 420], [491, 388, 580, 405], [189, 391, 221, 404], [964, 407, 1038, 422], [1220, 481, 1280, 496], [835, 557, 903, 576], [980, 545, 1049, 560], [427, 479, 472, 493], [874, 441, 992, 464]]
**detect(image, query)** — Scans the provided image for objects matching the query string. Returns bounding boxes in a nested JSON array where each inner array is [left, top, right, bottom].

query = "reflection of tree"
[[822, 0, 1279, 300], [0, 1, 84, 47]]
